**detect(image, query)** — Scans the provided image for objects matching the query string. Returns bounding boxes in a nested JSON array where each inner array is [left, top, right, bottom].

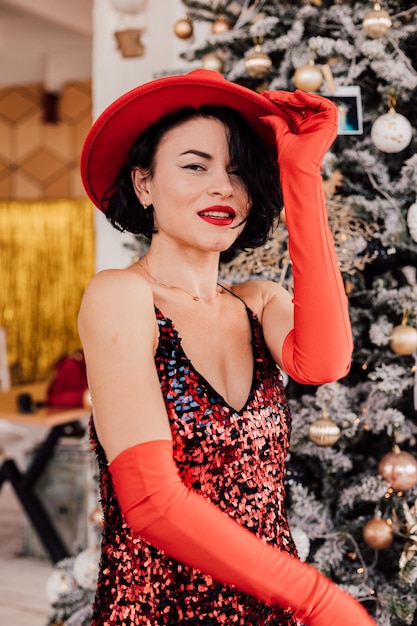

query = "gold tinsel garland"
[[0, 198, 95, 384]]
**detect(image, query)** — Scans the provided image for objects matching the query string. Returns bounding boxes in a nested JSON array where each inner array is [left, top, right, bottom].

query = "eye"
[[228, 166, 242, 176], [182, 163, 206, 171]]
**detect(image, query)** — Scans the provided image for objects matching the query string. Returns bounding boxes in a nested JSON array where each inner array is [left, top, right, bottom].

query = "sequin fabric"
[[90, 303, 303, 625]]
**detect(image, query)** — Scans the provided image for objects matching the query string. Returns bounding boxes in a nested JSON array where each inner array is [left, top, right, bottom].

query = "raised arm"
[[260, 90, 353, 384]]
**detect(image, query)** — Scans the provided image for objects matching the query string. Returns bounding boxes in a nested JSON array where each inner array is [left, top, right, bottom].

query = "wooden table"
[[0, 382, 89, 563]]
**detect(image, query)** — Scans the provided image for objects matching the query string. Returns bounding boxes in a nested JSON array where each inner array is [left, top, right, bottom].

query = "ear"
[[131, 166, 152, 206]]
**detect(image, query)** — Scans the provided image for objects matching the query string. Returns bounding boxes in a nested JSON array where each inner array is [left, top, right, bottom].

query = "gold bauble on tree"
[[212, 14, 231, 34], [245, 44, 272, 79], [201, 52, 224, 73], [362, 515, 394, 550], [363, 1, 392, 38], [173, 14, 193, 39], [309, 411, 341, 446], [293, 60, 323, 92], [389, 321, 417, 355], [378, 444, 417, 491]]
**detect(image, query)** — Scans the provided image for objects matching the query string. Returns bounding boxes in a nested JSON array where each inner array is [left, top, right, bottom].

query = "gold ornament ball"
[[212, 15, 231, 34], [173, 15, 193, 39], [389, 323, 417, 355], [378, 447, 417, 491], [309, 414, 341, 446], [293, 60, 323, 92], [362, 517, 393, 550], [363, 3, 392, 38], [201, 52, 224, 73], [245, 46, 272, 79]]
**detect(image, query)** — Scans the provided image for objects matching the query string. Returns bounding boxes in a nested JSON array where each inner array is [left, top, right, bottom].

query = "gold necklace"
[[139, 260, 222, 302]]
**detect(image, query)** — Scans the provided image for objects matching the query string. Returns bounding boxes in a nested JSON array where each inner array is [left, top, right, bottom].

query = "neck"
[[139, 246, 221, 302]]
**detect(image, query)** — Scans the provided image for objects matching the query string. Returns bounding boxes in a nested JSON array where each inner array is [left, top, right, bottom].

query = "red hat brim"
[[81, 69, 288, 210]]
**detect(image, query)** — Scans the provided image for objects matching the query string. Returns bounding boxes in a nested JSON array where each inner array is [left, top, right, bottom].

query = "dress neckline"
[[154, 304, 259, 415]]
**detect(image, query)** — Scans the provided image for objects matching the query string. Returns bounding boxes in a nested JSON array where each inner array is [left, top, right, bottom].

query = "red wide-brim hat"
[[81, 69, 289, 211]]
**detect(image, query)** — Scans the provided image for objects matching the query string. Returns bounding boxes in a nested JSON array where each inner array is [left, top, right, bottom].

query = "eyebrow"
[[179, 149, 212, 159]]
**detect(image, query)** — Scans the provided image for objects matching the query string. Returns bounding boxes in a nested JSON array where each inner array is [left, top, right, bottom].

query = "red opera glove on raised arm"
[[110, 439, 376, 626], [261, 90, 353, 384]]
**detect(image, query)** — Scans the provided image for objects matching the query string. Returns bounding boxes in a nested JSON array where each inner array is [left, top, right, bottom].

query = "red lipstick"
[[198, 205, 236, 226]]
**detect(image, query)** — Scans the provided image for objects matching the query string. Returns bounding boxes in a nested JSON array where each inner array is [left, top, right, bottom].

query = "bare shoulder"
[[79, 268, 151, 314], [225, 279, 291, 320], [78, 268, 156, 341]]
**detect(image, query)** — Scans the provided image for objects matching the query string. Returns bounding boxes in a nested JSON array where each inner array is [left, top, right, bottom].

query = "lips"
[[198, 205, 236, 226]]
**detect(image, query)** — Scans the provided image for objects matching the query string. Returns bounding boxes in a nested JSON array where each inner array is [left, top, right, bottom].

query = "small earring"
[[142, 202, 148, 210]]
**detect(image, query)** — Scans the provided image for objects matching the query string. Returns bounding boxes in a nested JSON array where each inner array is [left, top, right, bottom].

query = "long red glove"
[[260, 90, 353, 385], [110, 439, 376, 626]]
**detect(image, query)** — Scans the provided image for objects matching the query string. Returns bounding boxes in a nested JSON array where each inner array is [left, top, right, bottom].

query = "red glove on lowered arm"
[[110, 439, 376, 626], [261, 90, 353, 384]]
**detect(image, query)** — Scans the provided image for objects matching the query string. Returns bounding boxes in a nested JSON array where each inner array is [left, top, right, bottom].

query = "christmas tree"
[[47, 2, 417, 624], [174, 2, 417, 624]]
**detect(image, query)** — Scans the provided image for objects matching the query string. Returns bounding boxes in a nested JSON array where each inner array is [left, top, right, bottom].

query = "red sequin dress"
[[90, 303, 303, 625]]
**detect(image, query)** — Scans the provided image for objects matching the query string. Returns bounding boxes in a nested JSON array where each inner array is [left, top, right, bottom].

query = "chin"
[[205, 235, 240, 253]]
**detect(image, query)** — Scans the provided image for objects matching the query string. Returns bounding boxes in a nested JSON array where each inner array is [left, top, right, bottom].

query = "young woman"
[[79, 69, 375, 625]]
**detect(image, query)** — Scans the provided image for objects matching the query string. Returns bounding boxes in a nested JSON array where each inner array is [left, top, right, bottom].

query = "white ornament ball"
[[201, 52, 224, 73], [291, 527, 311, 562], [46, 569, 77, 603], [407, 202, 417, 242], [371, 110, 413, 153], [110, 0, 143, 14], [73, 547, 100, 590]]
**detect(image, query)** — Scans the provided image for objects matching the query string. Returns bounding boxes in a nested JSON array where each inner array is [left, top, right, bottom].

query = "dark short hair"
[[102, 105, 282, 250]]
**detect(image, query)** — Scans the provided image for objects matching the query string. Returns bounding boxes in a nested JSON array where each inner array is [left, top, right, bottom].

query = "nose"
[[208, 168, 234, 198]]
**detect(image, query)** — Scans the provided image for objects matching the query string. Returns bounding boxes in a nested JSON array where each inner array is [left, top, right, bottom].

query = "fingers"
[[293, 90, 338, 115], [260, 88, 338, 163], [262, 89, 337, 135], [262, 90, 306, 110], [260, 114, 292, 137], [263, 89, 337, 116]]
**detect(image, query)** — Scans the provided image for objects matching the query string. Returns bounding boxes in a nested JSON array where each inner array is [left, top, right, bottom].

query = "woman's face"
[[132, 116, 252, 253]]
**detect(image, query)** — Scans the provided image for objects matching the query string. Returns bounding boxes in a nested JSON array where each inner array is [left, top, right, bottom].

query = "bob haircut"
[[103, 105, 282, 250]]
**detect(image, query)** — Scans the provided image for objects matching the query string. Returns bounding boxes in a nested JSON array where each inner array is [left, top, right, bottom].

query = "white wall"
[[0, 3, 91, 87], [92, 0, 208, 271]]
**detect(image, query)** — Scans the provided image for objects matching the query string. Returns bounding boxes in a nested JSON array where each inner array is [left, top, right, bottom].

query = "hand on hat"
[[260, 90, 338, 170]]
